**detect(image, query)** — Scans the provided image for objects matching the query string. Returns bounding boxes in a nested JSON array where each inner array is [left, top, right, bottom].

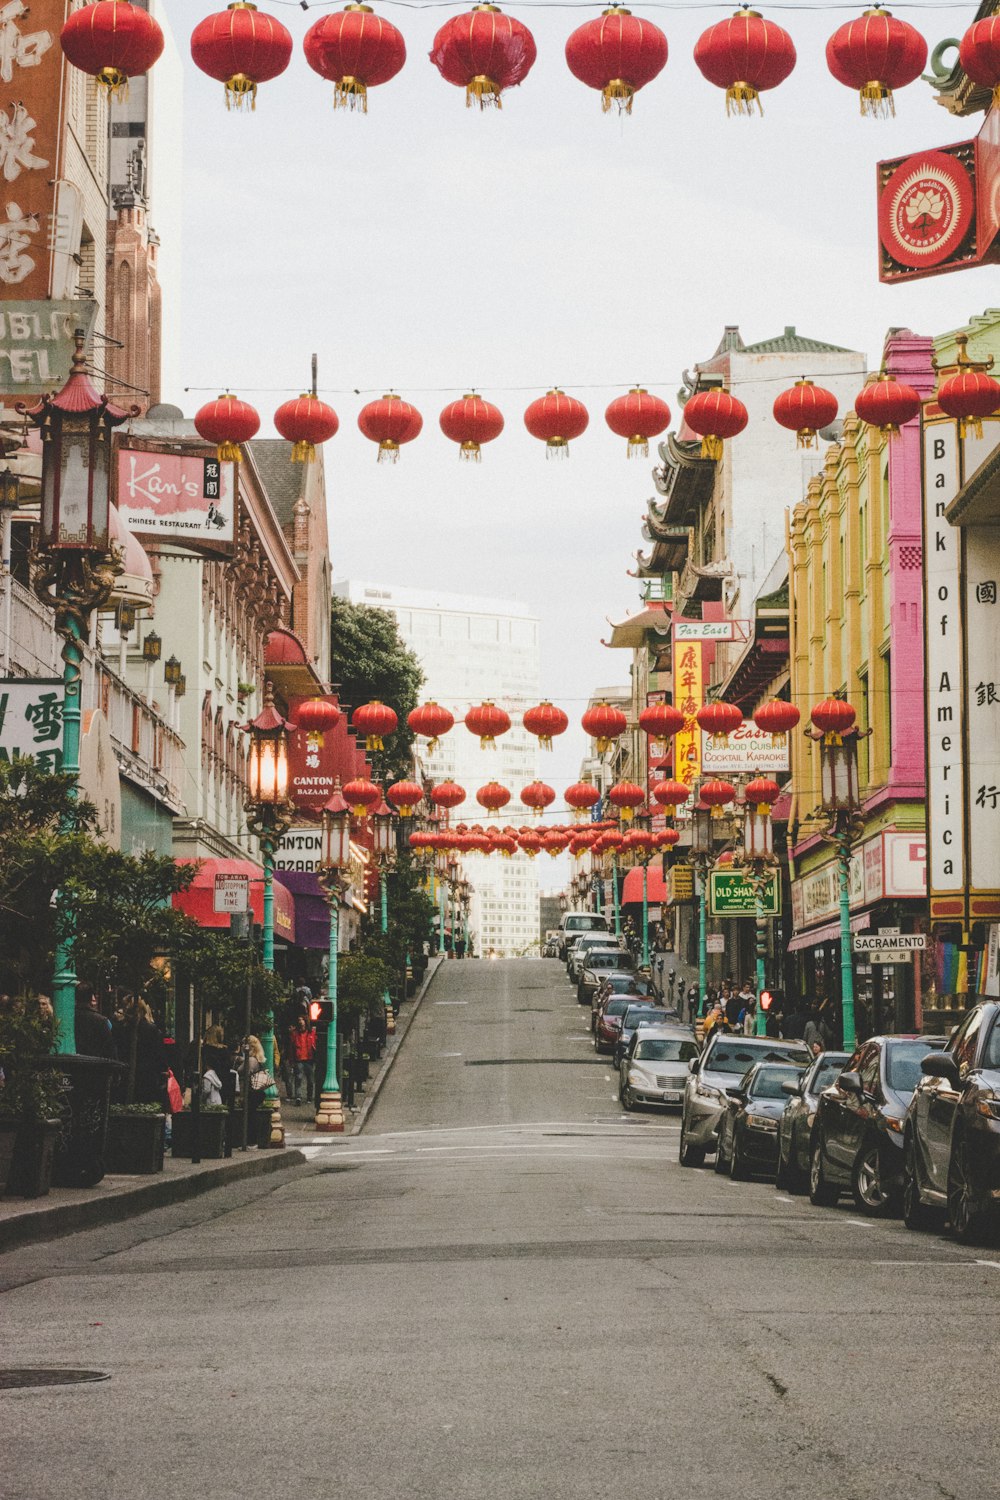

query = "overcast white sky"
[[170, 0, 997, 817]]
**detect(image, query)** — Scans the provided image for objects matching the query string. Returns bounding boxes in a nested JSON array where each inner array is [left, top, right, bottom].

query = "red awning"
[[621, 864, 668, 904], [173, 858, 296, 942]]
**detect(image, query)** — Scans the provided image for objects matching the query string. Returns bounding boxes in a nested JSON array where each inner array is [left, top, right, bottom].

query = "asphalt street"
[[2, 958, 997, 1500]]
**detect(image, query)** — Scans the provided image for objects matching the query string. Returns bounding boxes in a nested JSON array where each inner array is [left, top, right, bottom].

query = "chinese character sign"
[[965, 523, 1000, 901], [0, 678, 64, 772], [672, 633, 702, 794], [0, 0, 63, 306], [115, 449, 236, 544]]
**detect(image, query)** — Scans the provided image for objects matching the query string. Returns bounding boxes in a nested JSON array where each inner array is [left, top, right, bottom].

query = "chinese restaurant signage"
[[116, 448, 236, 544]]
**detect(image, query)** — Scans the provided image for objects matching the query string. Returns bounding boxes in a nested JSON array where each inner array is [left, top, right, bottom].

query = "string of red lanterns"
[[61, 1, 961, 121]]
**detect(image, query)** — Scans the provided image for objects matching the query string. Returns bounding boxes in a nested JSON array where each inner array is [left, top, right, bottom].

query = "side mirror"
[[689, 1056, 700, 1074], [725, 1086, 745, 1099], [920, 1052, 961, 1085], [838, 1070, 863, 1095], [781, 1079, 802, 1097]]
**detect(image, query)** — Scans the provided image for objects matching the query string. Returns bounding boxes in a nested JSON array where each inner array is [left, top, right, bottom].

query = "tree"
[[329, 596, 424, 784], [69, 849, 198, 1004]]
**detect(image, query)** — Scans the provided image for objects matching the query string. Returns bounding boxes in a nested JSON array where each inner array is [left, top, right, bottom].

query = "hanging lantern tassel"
[[603, 78, 635, 114], [467, 73, 502, 108], [97, 65, 130, 100], [860, 78, 894, 118], [217, 440, 242, 462], [336, 77, 368, 111], [796, 428, 817, 450], [291, 439, 316, 463], [225, 73, 258, 109], [365, 733, 385, 751], [460, 441, 482, 463], [626, 433, 648, 459], [699, 434, 723, 461], [619, 806, 634, 824], [378, 440, 399, 464], [727, 80, 762, 116], [547, 438, 569, 460]]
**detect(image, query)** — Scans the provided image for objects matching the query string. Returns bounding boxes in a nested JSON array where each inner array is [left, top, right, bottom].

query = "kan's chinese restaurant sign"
[[116, 448, 236, 545]]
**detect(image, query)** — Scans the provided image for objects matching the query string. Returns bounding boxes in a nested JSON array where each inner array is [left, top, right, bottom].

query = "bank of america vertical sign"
[[961, 427, 1000, 916], [922, 416, 966, 921]]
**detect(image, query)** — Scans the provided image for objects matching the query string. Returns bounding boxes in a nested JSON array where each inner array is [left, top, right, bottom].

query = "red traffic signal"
[[309, 1001, 322, 1022], [760, 990, 773, 1011]]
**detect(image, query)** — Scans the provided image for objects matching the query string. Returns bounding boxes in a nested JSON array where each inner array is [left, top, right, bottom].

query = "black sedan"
[[612, 1004, 681, 1067], [775, 1051, 850, 1193], [715, 1061, 809, 1180], [810, 1034, 947, 1215]]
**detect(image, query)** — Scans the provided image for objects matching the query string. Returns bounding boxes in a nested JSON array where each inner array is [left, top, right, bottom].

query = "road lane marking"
[[434, 1001, 469, 1006], [845, 1219, 877, 1228], [974, 1260, 1000, 1270], [437, 1052, 463, 1057]]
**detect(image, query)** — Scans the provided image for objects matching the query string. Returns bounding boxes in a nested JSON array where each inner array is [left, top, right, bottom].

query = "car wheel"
[[948, 1130, 995, 1245], [713, 1133, 728, 1173], [785, 1144, 807, 1195], [621, 1083, 634, 1112], [902, 1136, 937, 1232], [852, 1141, 893, 1216], [729, 1131, 750, 1181], [809, 1137, 839, 1207], [679, 1119, 706, 1169]]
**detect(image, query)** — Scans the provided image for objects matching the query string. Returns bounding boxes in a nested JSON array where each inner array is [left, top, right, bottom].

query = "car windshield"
[[588, 954, 623, 969], [624, 1008, 670, 1029], [635, 1038, 700, 1063], [708, 1041, 811, 1075], [608, 976, 651, 994], [811, 1057, 849, 1092], [885, 1040, 941, 1093], [748, 1065, 804, 1099], [605, 996, 642, 1018], [566, 916, 608, 932]]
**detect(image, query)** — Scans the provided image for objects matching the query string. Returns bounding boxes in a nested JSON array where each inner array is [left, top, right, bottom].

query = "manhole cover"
[[0, 1369, 110, 1390]]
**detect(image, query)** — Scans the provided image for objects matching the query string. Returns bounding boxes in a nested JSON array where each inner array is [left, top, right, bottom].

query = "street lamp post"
[[742, 801, 777, 1037], [316, 780, 350, 1133], [808, 712, 866, 1053], [0, 465, 20, 680], [372, 795, 396, 1034], [634, 809, 653, 972], [245, 680, 294, 1147], [20, 333, 133, 1052], [435, 850, 447, 955], [690, 803, 714, 1020]]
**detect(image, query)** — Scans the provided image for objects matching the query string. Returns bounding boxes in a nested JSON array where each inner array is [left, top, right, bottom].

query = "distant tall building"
[[336, 581, 541, 957]]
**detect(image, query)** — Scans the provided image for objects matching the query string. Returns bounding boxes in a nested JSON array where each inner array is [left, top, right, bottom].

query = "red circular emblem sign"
[[879, 150, 974, 269]]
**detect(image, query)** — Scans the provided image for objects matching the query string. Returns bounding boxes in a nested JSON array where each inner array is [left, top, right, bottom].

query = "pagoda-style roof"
[[946, 439, 1000, 527], [743, 325, 854, 356], [927, 0, 996, 117], [651, 432, 717, 526], [602, 602, 673, 650], [636, 498, 692, 575]]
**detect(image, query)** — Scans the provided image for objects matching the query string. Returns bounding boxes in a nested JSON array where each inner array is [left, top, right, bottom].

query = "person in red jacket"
[[289, 1016, 316, 1105]]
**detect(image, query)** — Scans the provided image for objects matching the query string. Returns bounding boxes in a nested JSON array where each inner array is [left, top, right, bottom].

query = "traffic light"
[[309, 1000, 333, 1025], [760, 990, 773, 1012]]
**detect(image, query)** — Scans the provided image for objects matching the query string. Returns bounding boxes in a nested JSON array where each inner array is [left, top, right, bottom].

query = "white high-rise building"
[[335, 581, 541, 957]]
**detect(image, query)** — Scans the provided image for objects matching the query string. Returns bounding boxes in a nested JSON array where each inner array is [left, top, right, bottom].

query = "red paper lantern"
[[343, 777, 380, 816], [811, 698, 856, 743], [959, 14, 1000, 106], [700, 777, 735, 809], [439, 394, 504, 460], [387, 779, 423, 816], [604, 388, 671, 458], [651, 777, 691, 810], [524, 389, 589, 458], [638, 702, 685, 746], [565, 6, 667, 114], [430, 5, 537, 109], [493, 832, 518, 857], [565, 781, 600, 816], [853, 375, 921, 436], [627, 828, 655, 856], [408, 829, 433, 854], [657, 827, 680, 848], [194, 394, 260, 462], [273, 394, 339, 462], [468, 831, 493, 854], [543, 831, 569, 856], [773, 379, 839, 448], [304, 3, 406, 110], [825, 9, 927, 119], [746, 775, 781, 813], [581, 701, 627, 753], [352, 699, 398, 750], [465, 701, 511, 746], [935, 338, 1000, 440], [518, 830, 543, 857], [408, 701, 455, 749], [568, 835, 590, 859], [60, 0, 164, 98], [696, 700, 743, 744], [477, 781, 511, 812], [191, 3, 293, 110], [753, 698, 801, 743], [522, 701, 569, 749], [520, 780, 555, 814], [607, 780, 645, 822], [693, 7, 795, 116], [293, 697, 341, 744], [358, 394, 422, 462], [430, 780, 465, 810], [682, 387, 748, 459]]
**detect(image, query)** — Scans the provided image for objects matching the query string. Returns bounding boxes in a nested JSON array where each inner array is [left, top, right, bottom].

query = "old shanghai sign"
[[710, 870, 781, 917], [702, 718, 789, 774], [116, 448, 235, 544]]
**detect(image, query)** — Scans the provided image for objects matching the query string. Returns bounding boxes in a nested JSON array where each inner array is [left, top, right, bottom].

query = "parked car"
[[620, 1027, 700, 1111], [577, 950, 637, 1006], [569, 936, 629, 984], [591, 973, 655, 1032], [715, 1061, 809, 1180], [809, 1034, 948, 1215], [903, 1001, 1000, 1242], [775, 1051, 850, 1193], [594, 993, 656, 1055], [613, 1005, 682, 1067], [557, 911, 610, 959], [680, 1034, 812, 1167]]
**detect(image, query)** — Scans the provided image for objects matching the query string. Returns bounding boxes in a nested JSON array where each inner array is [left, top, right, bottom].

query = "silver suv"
[[680, 1033, 811, 1167]]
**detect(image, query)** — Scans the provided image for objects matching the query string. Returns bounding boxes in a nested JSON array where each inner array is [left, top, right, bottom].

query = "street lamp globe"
[[0, 466, 20, 512], [372, 796, 396, 863], [246, 680, 291, 805], [164, 654, 182, 685], [322, 781, 352, 871], [142, 630, 162, 663]]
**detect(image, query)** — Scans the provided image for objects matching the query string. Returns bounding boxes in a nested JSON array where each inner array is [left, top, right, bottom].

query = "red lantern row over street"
[[696, 699, 742, 745], [387, 779, 423, 816], [753, 697, 800, 743], [604, 388, 671, 458], [465, 700, 511, 746], [293, 697, 340, 744], [773, 379, 839, 449], [692, 7, 795, 116], [358, 394, 423, 463], [638, 702, 685, 747], [565, 781, 600, 817], [352, 699, 398, 750], [959, 13, 1000, 106], [191, 3, 293, 109], [933, 336, 1000, 440], [607, 780, 645, 821], [825, 8, 926, 119], [408, 701, 455, 749], [429, 780, 466, 810], [274, 395, 340, 462], [430, 5, 537, 109], [565, 7, 668, 114], [194, 394, 260, 461], [651, 778, 690, 810], [524, 389, 590, 459], [521, 780, 556, 813], [811, 697, 856, 744], [523, 701, 569, 749], [853, 375, 921, 436], [683, 387, 748, 460], [581, 701, 627, 754]]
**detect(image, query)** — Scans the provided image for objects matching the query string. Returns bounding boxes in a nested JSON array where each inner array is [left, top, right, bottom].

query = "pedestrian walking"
[[74, 985, 116, 1060], [202, 1024, 235, 1107], [288, 1016, 316, 1105], [703, 998, 725, 1037], [234, 1034, 273, 1137]]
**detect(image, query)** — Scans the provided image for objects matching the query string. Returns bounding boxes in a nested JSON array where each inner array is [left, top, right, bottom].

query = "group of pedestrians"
[[702, 979, 762, 1037]]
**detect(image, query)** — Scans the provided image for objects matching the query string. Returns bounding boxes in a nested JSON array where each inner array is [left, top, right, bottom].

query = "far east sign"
[[709, 870, 781, 918], [0, 678, 64, 771]]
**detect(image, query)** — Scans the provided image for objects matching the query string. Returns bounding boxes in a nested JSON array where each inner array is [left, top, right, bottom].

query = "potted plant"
[[171, 1104, 228, 1160], [106, 1102, 166, 1174], [0, 999, 64, 1198]]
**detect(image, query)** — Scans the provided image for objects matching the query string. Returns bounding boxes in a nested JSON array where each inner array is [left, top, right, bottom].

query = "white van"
[[557, 911, 611, 959]]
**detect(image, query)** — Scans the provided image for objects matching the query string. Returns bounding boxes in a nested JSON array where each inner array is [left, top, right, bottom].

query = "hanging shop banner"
[[668, 865, 694, 903], [702, 719, 789, 774], [709, 870, 781, 917], [274, 824, 324, 874], [0, 0, 66, 311], [673, 619, 751, 642], [672, 634, 702, 793], [0, 677, 63, 771], [0, 299, 98, 396], [116, 448, 236, 544]]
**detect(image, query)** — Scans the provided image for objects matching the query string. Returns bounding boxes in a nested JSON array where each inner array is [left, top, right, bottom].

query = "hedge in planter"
[[106, 1105, 166, 1175], [0, 998, 64, 1198]]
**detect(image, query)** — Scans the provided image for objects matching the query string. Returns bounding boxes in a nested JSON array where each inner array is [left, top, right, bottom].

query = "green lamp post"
[[245, 680, 294, 1147], [20, 332, 132, 1053], [807, 703, 866, 1053], [372, 794, 397, 1034], [316, 780, 350, 1133], [742, 781, 779, 1037], [633, 808, 653, 972], [690, 802, 714, 1020]]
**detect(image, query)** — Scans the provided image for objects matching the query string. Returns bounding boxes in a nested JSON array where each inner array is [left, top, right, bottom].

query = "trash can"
[[39, 1054, 126, 1188]]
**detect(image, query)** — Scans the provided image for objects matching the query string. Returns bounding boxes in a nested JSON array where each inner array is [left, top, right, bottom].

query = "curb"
[[0, 1148, 307, 1253], [351, 955, 444, 1135]]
